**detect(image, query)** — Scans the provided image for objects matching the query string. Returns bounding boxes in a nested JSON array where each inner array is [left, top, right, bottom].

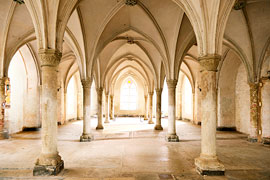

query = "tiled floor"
[[0, 118, 269, 180]]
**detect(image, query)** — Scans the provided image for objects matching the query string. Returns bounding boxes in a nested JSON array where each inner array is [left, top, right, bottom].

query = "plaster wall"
[[235, 63, 250, 134], [218, 51, 241, 128], [66, 76, 78, 120], [261, 81, 270, 138], [114, 76, 144, 116], [182, 77, 193, 120], [91, 82, 98, 116], [6, 52, 26, 134]]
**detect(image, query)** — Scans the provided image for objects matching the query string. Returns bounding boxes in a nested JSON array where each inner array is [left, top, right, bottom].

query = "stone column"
[[248, 83, 259, 142], [80, 79, 92, 142], [77, 86, 83, 120], [144, 95, 148, 120], [166, 80, 179, 142], [33, 49, 64, 176], [104, 93, 109, 123], [110, 95, 114, 120], [195, 55, 224, 176], [148, 92, 154, 124], [96, 88, 104, 129], [154, 89, 163, 130], [0, 78, 6, 139]]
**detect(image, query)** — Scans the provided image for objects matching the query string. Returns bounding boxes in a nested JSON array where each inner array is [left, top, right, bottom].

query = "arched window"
[[120, 78, 137, 110]]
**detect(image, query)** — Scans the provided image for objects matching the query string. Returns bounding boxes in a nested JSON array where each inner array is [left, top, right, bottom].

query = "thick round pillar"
[[195, 55, 224, 176], [155, 89, 163, 130], [104, 94, 109, 123], [166, 80, 179, 142], [109, 95, 114, 120], [80, 79, 92, 142], [0, 78, 7, 139], [148, 92, 154, 124], [96, 88, 104, 129], [248, 83, 259, 142], [33, 49, 64, 176], [144, 95, 148, 120]]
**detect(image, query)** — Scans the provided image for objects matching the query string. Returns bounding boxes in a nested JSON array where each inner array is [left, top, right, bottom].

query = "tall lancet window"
[[120, 78, 137, 110]]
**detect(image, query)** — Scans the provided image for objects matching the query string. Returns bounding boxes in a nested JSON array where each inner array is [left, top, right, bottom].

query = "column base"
[[0, 129, 9, 140], [80, 134, 93, 142], [96, 125, 104, 130], [262, 137, 270, 145], [165, 134, 179, 142], [154, 125, 163, 130], [104, 120, 110, 124], [33, 155, 64, 176], [195, 155, 225, 176], [247, 136, 258, 143], [148, 120, 154, 124]]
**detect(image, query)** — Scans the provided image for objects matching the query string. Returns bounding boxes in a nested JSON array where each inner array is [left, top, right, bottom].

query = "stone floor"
[[0, 118, 269, 180]]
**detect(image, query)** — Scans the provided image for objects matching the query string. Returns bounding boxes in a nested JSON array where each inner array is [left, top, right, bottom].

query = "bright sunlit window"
[[120, 78, 137, 110]]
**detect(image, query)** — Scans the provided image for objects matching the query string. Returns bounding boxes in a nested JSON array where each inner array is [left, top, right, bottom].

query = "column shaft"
[[110, 95, 114, 120], [148, 92, 154, 124], [248, 83, 259, 142], [155, 89, 163, 130], [195, 55, 224, 176], [0, 78, 6, 139], [80, 79, 92, 142], [96, 88, 104, 129], [144, 95, 148, 120], [166, 80, 179, 142], [34, 49, 63, 176], [104, 94, 109, 123]]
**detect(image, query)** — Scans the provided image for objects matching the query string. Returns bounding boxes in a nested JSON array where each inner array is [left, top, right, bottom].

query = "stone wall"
[[235, 63, 250, 134]]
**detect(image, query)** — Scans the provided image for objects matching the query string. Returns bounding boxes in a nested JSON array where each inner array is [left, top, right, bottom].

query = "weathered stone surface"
[[144, 95, 148, 120], [166, 80, 178, 143], [33, 159, 64, 176], [80, 133, 93, 142], [96, 88, 104, 129], [81, 79, 93, 142], [195, 156, 225, 176], [155, 89, 163, 131], [249, 83, 259, 142], [148, 92, 154, 124], [165, 134, 179, 142]]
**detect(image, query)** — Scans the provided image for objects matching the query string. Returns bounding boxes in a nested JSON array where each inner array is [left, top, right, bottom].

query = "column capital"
[[148, 92, 154, 96], [198, 54, 221, 72], [110, 95, 114, 98], [0, 77, 6, 87], [249, 82, 259, 89], [81, 79, 91, 89], [96, 87, 103, 94], [39, 49, 62, 67], [167, 80, 178, 89], [155, 88, 163, 95]]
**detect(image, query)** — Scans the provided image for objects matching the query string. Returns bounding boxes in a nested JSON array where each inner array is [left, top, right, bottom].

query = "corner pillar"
[[110, 95, 114, 120], [104, 93, 109, 123], [33, 49, 64, 176], [248, 83, 259, 142], [96, 88, 104, 129], [144, 95, 148, 120], [0, 78, 7, 139], [80, 79, 92, 142], [155, 89, 163, 130], [195, 55, 224, 176], [166, 80, 179, 142], [148, 92, 154, 124]]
